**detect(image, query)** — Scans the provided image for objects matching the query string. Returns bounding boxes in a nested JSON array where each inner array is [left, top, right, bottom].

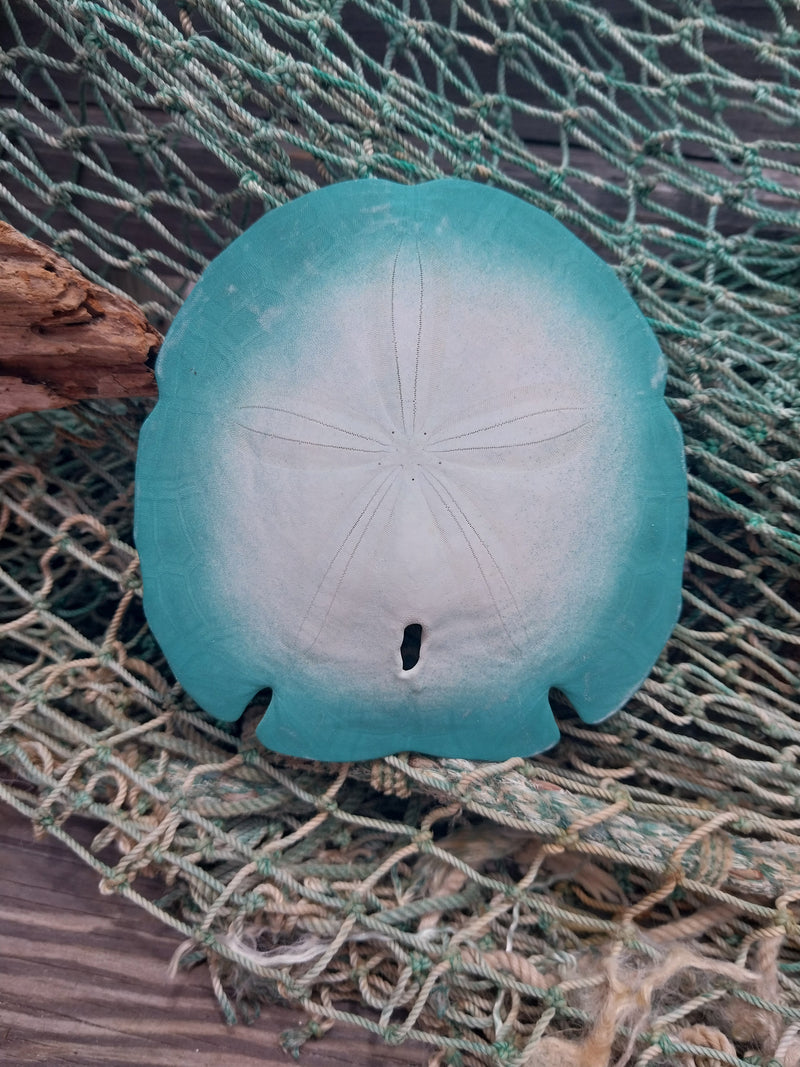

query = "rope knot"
[[239, 170, 265, 194], [256, 855, 274, 876], [59, 126, 88, 150], [342, 897, 365, 918]]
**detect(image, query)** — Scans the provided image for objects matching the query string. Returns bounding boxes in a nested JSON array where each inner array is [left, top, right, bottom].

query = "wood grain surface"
[[0, 222, 159, 419], [0, 805, 427, 1066]]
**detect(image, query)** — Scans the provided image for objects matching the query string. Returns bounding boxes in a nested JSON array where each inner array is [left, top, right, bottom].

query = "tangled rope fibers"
[[1, 1, 800, 1063]]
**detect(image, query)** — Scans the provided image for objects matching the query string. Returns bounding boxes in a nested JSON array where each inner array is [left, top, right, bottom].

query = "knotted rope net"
[[2, 2, 800, 1064]]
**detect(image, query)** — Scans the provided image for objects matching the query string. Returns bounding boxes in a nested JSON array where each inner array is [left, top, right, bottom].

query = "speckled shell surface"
[[134, 178, 687, 761]]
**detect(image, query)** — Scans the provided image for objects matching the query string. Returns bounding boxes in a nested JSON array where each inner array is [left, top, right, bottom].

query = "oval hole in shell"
[[401, 623, 423, 671]]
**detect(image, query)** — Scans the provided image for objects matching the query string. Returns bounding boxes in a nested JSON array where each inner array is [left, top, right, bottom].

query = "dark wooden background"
[[0, 804, 427, 1065]]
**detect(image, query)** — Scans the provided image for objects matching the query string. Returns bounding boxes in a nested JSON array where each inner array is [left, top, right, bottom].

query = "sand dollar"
[[134, 179, 687, 760]]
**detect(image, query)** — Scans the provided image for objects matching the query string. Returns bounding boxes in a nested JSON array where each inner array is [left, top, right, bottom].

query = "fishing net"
[[2, 1, 800, 1063]]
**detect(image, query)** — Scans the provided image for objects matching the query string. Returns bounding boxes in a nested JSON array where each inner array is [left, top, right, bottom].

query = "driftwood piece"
[[0, 221, 160, 419]]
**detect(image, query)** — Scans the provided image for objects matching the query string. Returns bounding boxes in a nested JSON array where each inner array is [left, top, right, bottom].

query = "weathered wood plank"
[[0, 805, 427, 1066]]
